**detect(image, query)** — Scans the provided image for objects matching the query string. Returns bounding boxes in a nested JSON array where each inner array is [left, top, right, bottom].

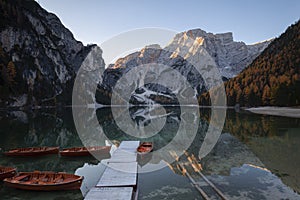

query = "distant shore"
[[246, 107, 300, 118]]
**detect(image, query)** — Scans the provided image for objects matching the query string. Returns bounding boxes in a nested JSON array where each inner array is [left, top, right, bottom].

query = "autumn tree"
[[6, 61, 16, 86], [199, 20, 300, 107], [262, 85, 271, 105]]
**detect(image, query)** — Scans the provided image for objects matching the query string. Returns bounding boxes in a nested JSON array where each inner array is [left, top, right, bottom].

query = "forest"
[[199, 20, 300, 107]]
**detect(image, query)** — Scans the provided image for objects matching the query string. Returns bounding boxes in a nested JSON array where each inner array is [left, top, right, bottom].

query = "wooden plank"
[[113, 149, 137, 156], [96, 162, 137, 187], [85, 141, 139, 199], [115, 147, 137, 154], [119, 141, 140, 151], [109, 149, 137, 163], [85, 187, 133, 200]]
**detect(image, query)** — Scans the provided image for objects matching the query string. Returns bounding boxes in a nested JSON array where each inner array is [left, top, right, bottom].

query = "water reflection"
[[0, 187, 82, 200], [0, 153, 101, 199], [222, 110, 300, 193], [0, 109, 83, 150], [208, 164, 299, 200], [95, 106, 300, 198], [0, 107, 299, 199], [75, 162, 107, 196], [0, 108, 108, 200]]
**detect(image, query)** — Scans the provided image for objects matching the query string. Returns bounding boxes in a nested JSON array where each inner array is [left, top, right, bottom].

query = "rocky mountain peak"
[[215, 32, 234, 44], [110, 28, 271, 79], [97, 28, 272, 105], [164, 29, 271, 78]]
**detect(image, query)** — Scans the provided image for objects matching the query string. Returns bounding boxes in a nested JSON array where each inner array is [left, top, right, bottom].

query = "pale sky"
[[38, 0, 300, 46], [36, 0, 300, 65]]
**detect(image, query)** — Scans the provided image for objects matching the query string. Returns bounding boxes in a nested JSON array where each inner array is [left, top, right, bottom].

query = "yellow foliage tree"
[[7, 61, 16, 86]]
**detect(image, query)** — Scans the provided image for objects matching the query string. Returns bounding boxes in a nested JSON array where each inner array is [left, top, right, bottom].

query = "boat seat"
[[31, 174, 39, 180], [63, 178, 75, 182], [38, 181, 48, 185], [38, 174, 48, 182], [49, 174, 63, 183], [14, 174, 30, 181], [23, 180, 38, 184]]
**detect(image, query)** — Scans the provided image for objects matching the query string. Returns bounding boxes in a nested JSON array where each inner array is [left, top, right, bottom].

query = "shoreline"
[[1, 105, 299, 119], [245, 106, 300, 118]]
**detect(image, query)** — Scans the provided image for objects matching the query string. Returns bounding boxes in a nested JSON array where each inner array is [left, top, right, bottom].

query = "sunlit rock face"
[[97, 29, 270, 105], [107, 29, 271, 79], [168, 29, 271, 78], [0, 0, 104, 106]]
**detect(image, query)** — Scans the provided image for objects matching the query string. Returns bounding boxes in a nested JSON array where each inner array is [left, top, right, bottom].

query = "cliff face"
[[97, 29, 270, 105], [108, 29, 271, 78], [166, 29, 271, 78], [0, 0, 272, 107], [0, 0, 104, 107]]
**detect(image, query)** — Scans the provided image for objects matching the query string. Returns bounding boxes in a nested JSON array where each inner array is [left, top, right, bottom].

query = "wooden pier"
[[84, 141, 140, 200], [84, 141, 228, 200]]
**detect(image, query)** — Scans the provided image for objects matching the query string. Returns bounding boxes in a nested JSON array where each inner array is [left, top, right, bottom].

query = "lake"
[[0, 107, 299, 200]]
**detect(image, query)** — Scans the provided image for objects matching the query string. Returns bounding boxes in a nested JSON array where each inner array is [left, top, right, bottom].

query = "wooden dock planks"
[[84, 141, 140, 200], [118, 141, 140, 151], [84, 187, 133, 200], [108, 149, 137, 163], [96, 162, 138, 187], [108, 140, 140, 163]]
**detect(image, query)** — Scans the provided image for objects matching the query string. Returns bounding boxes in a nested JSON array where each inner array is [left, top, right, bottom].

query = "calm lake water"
[[0, 107, 299, 200]]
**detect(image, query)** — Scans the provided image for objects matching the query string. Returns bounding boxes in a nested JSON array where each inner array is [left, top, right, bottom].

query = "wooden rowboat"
[[137, 142, 153, 154], [4, 147, 59, 156], [0, 166, 17, 180], [4, 171, 83, 191], [60, 146, 111, 157]]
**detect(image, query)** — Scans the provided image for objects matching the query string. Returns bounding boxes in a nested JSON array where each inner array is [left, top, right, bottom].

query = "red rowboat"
[[4, 171, 83, 191], [0, 166, 17, 180], [59, 146, 111, 157], [4, 147, 59, 156], [137, 142, 153, 154]]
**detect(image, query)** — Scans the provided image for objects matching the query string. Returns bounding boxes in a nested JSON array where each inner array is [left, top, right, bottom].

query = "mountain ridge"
[[97, 28, 271, 105]]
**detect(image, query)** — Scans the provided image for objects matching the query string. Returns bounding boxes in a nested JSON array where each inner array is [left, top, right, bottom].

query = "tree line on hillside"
[[199, 20, 300, 107], [0, 45, 17, 99]]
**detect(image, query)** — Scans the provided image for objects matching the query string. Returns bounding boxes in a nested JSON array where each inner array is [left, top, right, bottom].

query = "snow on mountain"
[[97, 29, 271, 105]]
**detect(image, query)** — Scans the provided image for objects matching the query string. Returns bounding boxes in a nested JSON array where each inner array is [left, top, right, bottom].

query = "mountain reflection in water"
[[0, 107, 299, 199]]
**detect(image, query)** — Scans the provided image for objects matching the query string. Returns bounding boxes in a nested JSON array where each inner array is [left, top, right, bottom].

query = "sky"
[[37, 0, 300, 47]]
